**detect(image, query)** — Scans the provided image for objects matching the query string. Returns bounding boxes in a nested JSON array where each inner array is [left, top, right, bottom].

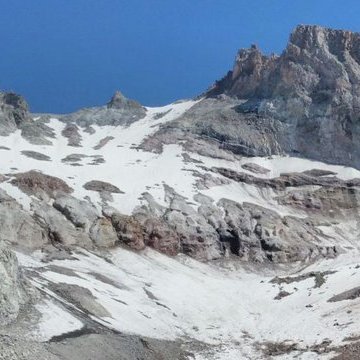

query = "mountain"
[[1, 25, 360, 359], [206, 24, 360, 168]]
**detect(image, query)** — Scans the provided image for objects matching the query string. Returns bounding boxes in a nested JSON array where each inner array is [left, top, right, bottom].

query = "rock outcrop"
[[0, 244, 30, 325], [0, 92, 31, 136], [206, 25, 360, 168], [143, 25, 360, 170], [11, 171, 73, 199], [62, 91, 147, 127], [0, 189, 47, 248]]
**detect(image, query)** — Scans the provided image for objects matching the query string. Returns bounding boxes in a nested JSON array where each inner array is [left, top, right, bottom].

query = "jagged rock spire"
[[107, 90, 127, 109]]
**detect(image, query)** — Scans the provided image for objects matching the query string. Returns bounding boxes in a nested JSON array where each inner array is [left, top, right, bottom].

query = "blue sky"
[[1, 0, 360, 113]]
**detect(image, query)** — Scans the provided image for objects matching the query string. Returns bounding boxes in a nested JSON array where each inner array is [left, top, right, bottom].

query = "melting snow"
[[17, 248, 360, 359]]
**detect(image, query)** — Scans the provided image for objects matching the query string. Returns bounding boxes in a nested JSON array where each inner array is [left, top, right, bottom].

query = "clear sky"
[[1, 0, 360, 113]]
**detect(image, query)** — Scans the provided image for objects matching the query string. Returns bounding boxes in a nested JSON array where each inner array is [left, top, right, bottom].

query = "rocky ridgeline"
[[0, 90, 146, 147], [143, 25, 360, 169]]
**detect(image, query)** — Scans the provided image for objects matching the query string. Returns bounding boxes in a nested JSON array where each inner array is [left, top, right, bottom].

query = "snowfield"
[[2, 98, 360, 359], [16, 247, 360, 359], [1, 98, 358, 219]]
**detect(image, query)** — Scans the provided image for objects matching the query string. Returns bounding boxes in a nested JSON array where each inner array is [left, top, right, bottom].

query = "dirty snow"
[[16, 247, 360, 359]]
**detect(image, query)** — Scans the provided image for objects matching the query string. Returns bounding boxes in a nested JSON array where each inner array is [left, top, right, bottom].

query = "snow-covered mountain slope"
[[0, 99, 199, 214], [2, 24, 360, 360], [1, 94, 360, 359], [14, 246, 360, 360]]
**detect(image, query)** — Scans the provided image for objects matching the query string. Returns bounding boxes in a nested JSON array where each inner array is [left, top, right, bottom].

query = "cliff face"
[[204, 25, 360, 168], [209, 25, 360, 99]]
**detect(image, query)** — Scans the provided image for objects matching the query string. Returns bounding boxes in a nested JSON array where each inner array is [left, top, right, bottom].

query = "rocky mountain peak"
[[194, 25, 360, 169], [232, 44, 266, 79], [288, 24, 359, 55], [60, 90, 147, 129], [107, 90, 144, 111], [107, 90, 127, 109], [207, 24, 360, 99], [0, 92, 31, 135], [1, 92, 29, 112]]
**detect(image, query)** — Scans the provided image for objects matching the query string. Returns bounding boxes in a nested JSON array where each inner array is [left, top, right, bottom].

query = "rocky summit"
[[205, 24, 360, 168], [1, 25, 360, 359]]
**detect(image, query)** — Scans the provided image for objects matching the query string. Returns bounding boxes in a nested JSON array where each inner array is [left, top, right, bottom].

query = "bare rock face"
[[0, 244, 29, 325], [141, 217, 180, 256], [241, 162, 270, 174], [0, 93, 54, 145], [142, 25, 360, 170], [218, 199, 337, 263], [205, 25, 360, 168], [0, 92, 31, 136], [111, 213, 146, 250], [20, 150, 51, 161], [93, 136, 115, 150], [136, 189, 224, 261], [277, 186, 360, 219], [53, 194, 99, 231], [208, 25, 360, 100], [89, 218, 118, 248], [0, 189, 47, 248], [33, 201, 93, 247]]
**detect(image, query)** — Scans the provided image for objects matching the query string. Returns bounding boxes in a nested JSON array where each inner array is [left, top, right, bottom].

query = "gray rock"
[[328, 286, 360, 302], [61, 153, 88, 163], [20, 119, 55, 145], [83, 180, 124, 194], [143, 25, 360, 170], [242, 162, 270, 174], [110, 213, 145, 250], [62, 123, 82, 147], [205, 25, 360, 169], [32, 200, 92, 247], [93, 136, 114, 150], [0, 189, 46, 248], [89, 218, 118, 248], [0, 92, 31, 136], [0, 244, 29, 325], [20, 151, 51, 161], [48, 282, 110, 318], [62, 91, 146, 128], [53, 194, 99, 231]]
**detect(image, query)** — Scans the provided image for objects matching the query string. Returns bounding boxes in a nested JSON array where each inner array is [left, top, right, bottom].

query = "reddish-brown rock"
[[111, 214, 146, 251], [11, 170, 73, 198], [143, 218, 180, 256]]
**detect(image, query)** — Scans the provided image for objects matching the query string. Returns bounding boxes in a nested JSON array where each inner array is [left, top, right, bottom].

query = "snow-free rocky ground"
[[2, 24, 360, 359]]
